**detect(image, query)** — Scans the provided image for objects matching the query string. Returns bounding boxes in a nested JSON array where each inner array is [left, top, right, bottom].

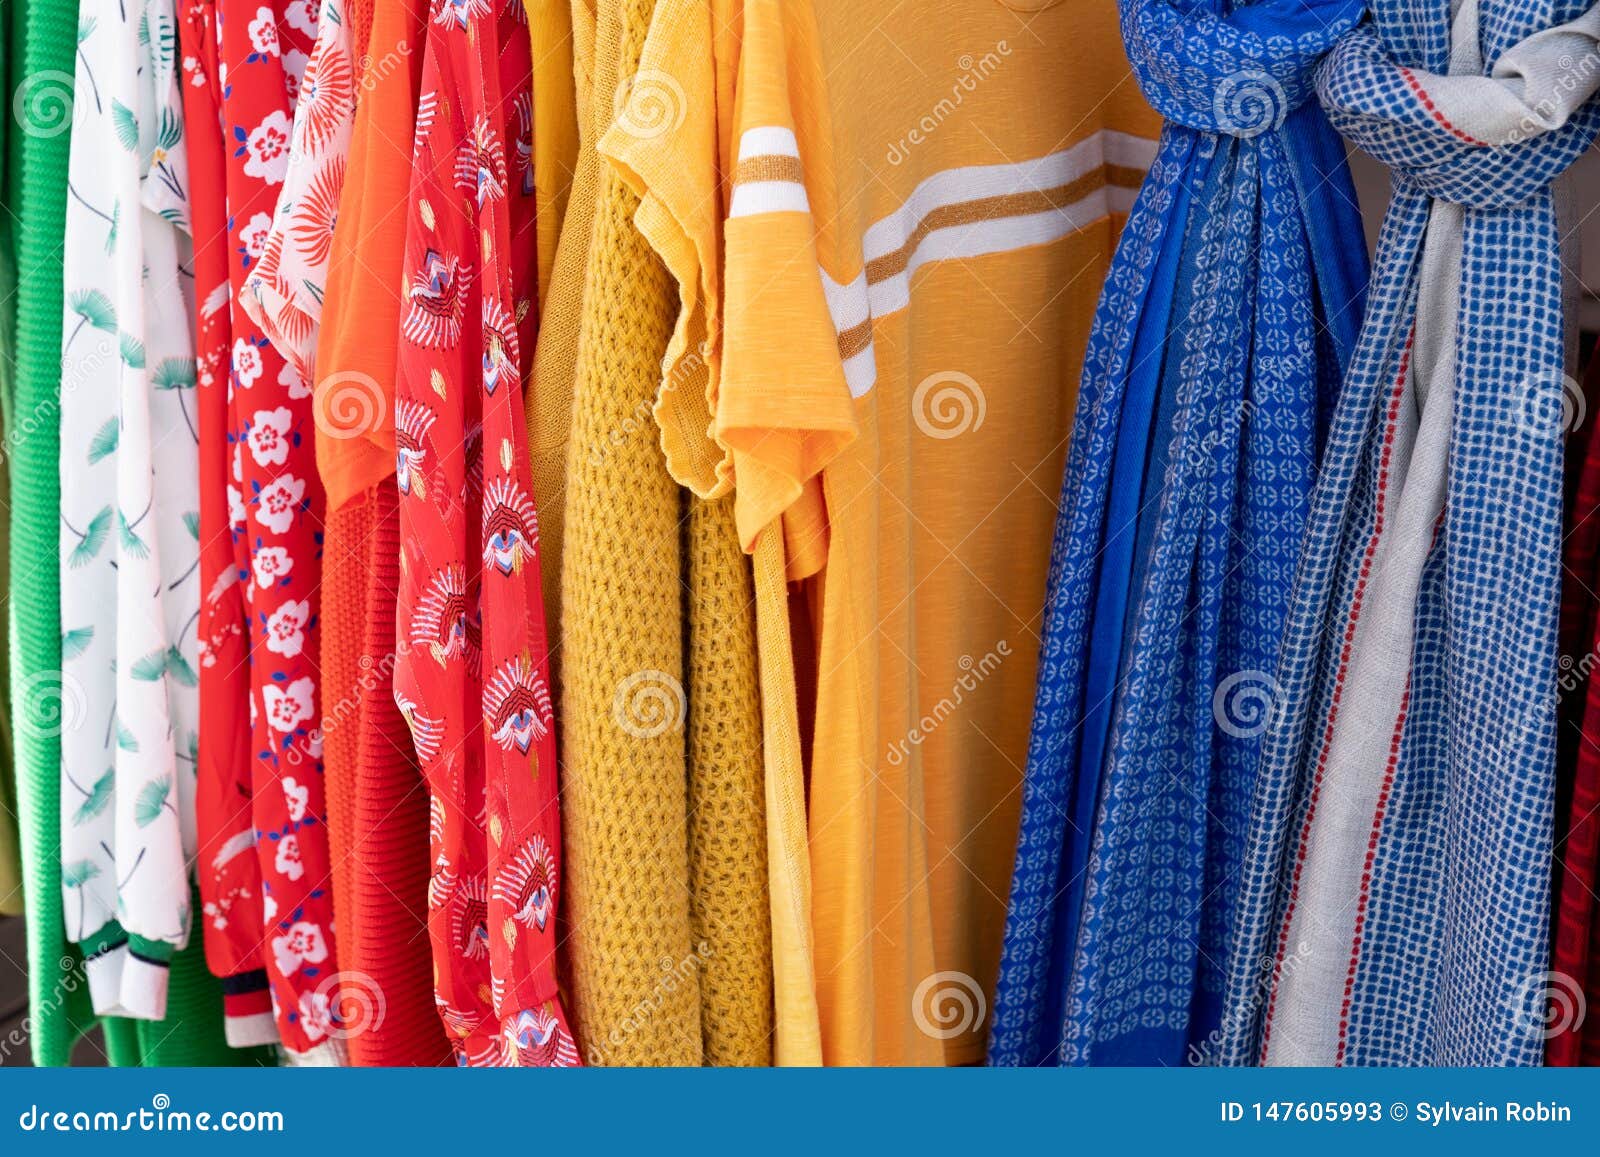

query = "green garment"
[[6, 0, 263, 1067], [0, 0, 24, 920], [11, 0, 89, 1065]]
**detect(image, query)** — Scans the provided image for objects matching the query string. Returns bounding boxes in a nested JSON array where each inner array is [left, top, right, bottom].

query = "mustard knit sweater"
[[561, 108, 697, 1064], [557, 0, 772, 1065], [684, 494, 773, 1065], [528, 0, 607, 641]]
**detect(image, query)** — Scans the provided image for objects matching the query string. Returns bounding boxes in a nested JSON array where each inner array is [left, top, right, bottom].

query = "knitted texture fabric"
[[594, 0, 821, 1063], [12, 5, 96, 1066], [527, 0, 611, 644], [347, 0, 374, 63], [684, 493, 772, 1065], [347, 482, 449, 1066], [134, 932, 272, 1065], [0, 12, 20, 919], [320, 493, 376, 958], [527, 0, 578, 309], [560, 0, 700, 1065]]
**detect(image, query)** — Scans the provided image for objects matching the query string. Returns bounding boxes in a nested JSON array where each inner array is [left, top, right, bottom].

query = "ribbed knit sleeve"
[[0, 24, 19, 915], [11, 8, 96, 1066]]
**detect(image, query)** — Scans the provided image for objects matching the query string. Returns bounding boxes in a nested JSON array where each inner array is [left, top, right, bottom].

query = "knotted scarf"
[[1219, 0, 1600, 1067], [990, 0, 1369, 1066]]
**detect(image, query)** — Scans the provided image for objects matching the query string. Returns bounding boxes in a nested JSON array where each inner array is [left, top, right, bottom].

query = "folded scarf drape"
[[1219, 0, 1600, 1066], [989, 0, 1367, 1067]]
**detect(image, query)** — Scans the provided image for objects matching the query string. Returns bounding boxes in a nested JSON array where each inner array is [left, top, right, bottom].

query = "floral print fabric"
[[185, 0, 343, 1059], [393, 0, 577, 1067], [58, 0, 201, 1021], [239, 0, 357, 378]]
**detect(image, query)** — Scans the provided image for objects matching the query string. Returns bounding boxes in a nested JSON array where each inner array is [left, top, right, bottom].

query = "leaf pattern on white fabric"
[[57, 0, 201, 989]]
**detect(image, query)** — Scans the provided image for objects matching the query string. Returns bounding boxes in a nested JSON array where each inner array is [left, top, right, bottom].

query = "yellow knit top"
[[554, 0, 773, 1065]]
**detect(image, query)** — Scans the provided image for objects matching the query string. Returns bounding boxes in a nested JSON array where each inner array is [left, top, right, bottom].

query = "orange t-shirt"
[[607, 0, 1159, 1065]]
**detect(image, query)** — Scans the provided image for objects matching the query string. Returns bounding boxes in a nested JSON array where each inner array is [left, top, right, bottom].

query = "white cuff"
[[84, 943, 129, 1016], [118, 950, 171, 1021]]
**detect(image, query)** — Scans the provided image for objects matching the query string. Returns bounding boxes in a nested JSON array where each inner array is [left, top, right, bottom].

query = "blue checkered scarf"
[[1217, 0, 1600, 1066], [989, 0, 1368, 1066]]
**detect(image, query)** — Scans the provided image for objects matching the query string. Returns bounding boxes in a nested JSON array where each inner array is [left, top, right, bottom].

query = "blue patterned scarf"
[[990, 0, 1369, 1066], [1217, 0, 1600, 1066]]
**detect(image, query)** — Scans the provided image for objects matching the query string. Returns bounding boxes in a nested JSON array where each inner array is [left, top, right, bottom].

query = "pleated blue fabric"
[[1218, 0, 1600, 1066], [990, 0, 1369, 1066]]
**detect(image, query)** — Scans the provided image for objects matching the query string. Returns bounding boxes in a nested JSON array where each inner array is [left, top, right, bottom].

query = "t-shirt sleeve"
[[602, 0, 856, 551], [599, 0, 731, 500]]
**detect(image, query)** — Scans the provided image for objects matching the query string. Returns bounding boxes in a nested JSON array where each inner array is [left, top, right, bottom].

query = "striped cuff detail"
[[221, 969, 279, 1048], [728, 126, 809, 218], [81, 927, 130, 1017], [120, 937, 173, 1021]]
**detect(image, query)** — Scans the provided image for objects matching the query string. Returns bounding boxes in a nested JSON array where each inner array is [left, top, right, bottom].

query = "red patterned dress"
[[393, 0, 577, 1066], [183, 0, 343, 1059]]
